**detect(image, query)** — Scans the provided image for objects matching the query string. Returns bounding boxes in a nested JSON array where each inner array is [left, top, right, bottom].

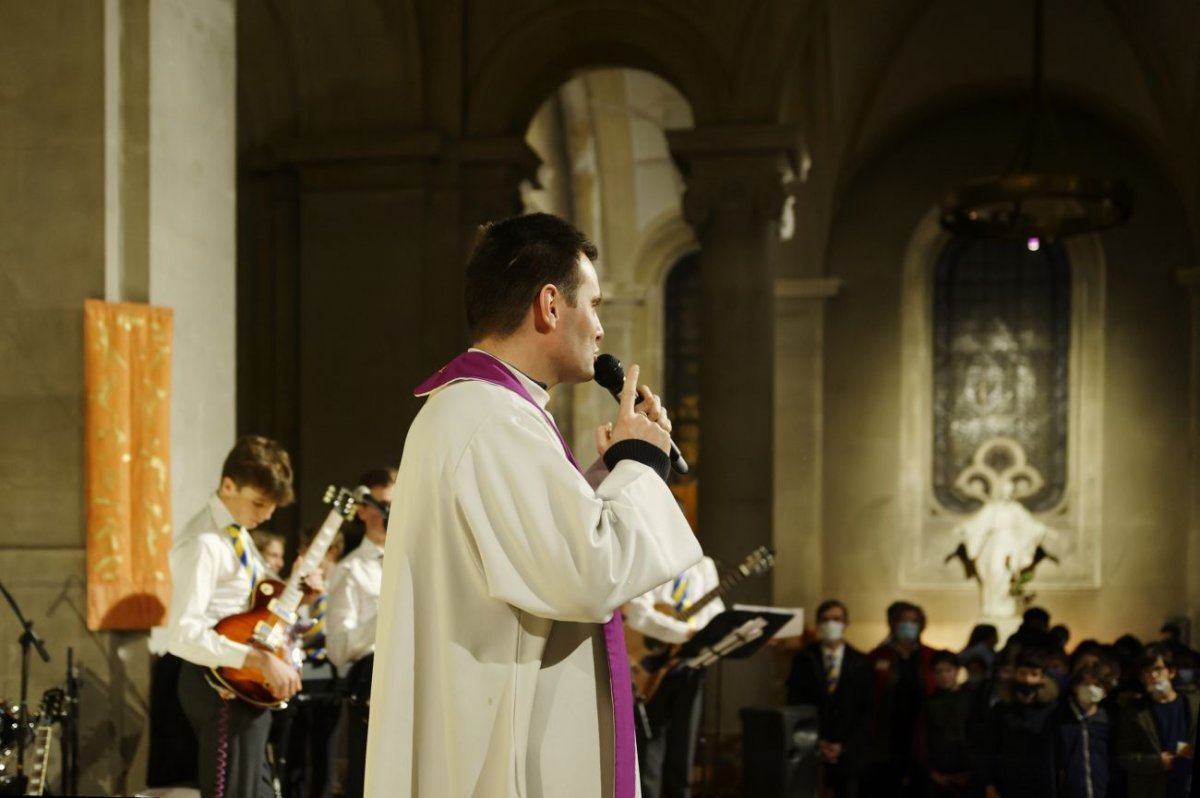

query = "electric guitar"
[[209, 485, 357, 708], [624, 546, 775, 703], [24, 688, 64, 796]]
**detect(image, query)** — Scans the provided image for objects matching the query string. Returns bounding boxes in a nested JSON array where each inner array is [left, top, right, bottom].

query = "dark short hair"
[[816, 599, 849, 624], [967, 624, 999, 648], [887, 600, 925, 630], [358, 466, 397, 489], [1072, 660, 1117, 690], [1161, 622, 1182, 639], [464, 213, 599, 341], [1022, 607, 1050, 629], [1015, 648, 1048, 672], [222, 435, 295, 506], [1137, 643, 1175, 674], [931, 650, 960, 670]]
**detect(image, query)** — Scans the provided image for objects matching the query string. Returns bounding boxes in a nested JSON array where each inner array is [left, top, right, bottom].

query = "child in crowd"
[[925, 650, 973, 797], [1055, 660, 1116, 798], [983, 648, 1059, 798]]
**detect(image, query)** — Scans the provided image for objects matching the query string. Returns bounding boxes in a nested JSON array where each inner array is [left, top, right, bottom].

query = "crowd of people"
[[788, 601, 1200, 798]]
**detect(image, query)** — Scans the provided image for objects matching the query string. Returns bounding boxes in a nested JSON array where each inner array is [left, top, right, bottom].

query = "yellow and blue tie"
[[670, 574, 690, 613], [825, 651, 840, 694], [304, 594, 328, 663], [226, 524, 262, 596]]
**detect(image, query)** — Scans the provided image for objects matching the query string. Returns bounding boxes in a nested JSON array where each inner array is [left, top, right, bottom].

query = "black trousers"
[[177, 661, 274, 798], [267, 676, 342, 798], [343, 654, 374, 798], [147, 654, 199, 788], [635, 668, 705, 798]]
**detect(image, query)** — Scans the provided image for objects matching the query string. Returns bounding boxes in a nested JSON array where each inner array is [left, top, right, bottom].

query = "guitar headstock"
[[737, 546, 776, 577], [323, 485, 358, 520], [36, 688, 65, 723]]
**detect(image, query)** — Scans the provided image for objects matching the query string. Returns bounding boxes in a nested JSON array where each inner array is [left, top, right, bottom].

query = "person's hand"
[[247, 648, 302, 700], [1161, 751, 1176, 770], [985, 785, 1002, 798], [1178, 743, 1195, 760], [594, 364, 670, 456], [296, 559, 324, 603]]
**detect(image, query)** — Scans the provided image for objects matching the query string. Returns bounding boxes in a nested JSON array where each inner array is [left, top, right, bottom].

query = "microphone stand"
[[0, 581, 51, 793]]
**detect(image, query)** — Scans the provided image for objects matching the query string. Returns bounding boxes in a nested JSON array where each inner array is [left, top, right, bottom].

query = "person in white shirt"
[[327, 465, 394, 798], [167, 435, 308, 798], [624, 556, 725, 798], [363, 213, 702, 798]]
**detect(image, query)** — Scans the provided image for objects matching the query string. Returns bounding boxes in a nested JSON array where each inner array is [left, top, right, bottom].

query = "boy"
[[1116, 643, 1199, 798], [1055, 660, 1116, 798], [925, 650, 972, 797], [983, 648, 1059, 798], [167, 435, 314, 798]]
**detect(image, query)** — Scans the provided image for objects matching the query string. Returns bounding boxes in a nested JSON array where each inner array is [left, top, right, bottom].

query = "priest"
[[363, 212, 702, 797]]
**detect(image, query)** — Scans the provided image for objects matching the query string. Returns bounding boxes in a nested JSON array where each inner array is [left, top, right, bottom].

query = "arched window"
[[932, 238, 1071, 512]]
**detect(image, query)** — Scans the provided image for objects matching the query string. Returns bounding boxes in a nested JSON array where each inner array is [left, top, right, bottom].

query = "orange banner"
[[83, 299, 174, 630]]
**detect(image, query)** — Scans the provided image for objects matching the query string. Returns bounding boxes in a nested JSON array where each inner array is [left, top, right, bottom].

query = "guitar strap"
[[415, 350, 637, 798]]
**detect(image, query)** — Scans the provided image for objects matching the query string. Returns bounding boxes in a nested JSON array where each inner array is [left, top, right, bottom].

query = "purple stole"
[[414, 351, 636, 798]]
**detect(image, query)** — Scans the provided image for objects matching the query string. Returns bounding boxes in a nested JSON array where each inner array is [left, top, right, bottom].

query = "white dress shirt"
[[623, 556, 725, 645], [166, 493, 268, 669], [326, 536, 384, 668]]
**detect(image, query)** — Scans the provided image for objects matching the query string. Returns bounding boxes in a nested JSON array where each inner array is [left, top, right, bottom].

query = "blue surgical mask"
[[895, 621, 920, 643]]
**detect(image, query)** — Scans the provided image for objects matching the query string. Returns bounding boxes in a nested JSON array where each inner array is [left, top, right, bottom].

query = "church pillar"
[[774, 278, 841, 614], [0, 1, 235, 792], [666, 125, 795, 604], [1181, 268, 1200, 624]]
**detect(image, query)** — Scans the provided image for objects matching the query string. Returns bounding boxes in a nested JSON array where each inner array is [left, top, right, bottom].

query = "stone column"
[[774, 278, 841, 613], [1181, 268, 1200, 621], [667, 125, 795, 604], [667, 126, 794, 731], [0, 1, 235, 793]]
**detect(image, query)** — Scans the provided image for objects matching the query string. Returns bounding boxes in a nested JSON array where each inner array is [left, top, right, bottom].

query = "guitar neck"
[[26, 725, 53, 796], [276, 507, 343, 609], [679, 566, 751, 622]]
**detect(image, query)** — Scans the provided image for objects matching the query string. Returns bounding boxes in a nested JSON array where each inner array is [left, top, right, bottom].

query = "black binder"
[[674, 608, 795, 666]]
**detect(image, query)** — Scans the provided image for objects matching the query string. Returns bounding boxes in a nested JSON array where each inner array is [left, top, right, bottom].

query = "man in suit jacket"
[[787, 599, 873, 798]]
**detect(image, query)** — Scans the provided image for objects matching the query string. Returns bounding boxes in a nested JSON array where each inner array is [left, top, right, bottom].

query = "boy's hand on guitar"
[[247, 648, 302, 700]]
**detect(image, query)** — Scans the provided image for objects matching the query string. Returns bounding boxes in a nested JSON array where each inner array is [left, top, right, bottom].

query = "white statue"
[[947, 438, 1059, 618]]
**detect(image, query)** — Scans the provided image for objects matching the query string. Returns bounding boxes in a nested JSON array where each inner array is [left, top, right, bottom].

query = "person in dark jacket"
[[983, 648, 1060, 798], [1055, 659, 1117, 798], [787, 599, 873, 798], [1116, 643, 1199, 798], [924, 650, 972, 797], [867, 601, 936, 797]]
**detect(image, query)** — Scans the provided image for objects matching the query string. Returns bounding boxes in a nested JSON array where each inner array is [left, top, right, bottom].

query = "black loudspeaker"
[[739, 704, 819, 798]]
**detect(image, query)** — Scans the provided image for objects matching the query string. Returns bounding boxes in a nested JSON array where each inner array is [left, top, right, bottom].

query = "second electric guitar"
[[624, 545, 775, 703]]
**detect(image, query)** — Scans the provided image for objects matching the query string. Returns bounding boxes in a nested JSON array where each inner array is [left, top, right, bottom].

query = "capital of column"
[[667, 125, 798, 231], [455, 135, 542, 225]]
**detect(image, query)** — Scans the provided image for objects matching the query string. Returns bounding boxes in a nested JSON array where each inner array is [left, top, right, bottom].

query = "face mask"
[[1015, 682, 1041, 699], [818, 620, 845, 643], [894, 621, 920, 643], [1074, 684, 1105, 707], [1176, 669, 1195, 687], [1150, 678, 1173, 696], [966, 671, 986, 686]]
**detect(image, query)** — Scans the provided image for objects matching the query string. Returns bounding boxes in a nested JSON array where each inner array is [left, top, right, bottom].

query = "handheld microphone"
[[593, 354, 689, 474], [353, 485, 391, 524]]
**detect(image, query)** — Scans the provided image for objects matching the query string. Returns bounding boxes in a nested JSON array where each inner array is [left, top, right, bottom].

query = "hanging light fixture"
[[940, 0, 1133, 241]]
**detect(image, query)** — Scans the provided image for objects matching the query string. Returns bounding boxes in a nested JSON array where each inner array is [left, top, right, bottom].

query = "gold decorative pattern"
[[83, 300, 174, 630]]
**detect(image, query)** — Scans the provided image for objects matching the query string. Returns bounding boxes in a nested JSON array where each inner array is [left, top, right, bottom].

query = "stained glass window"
[[932, 238, 1070, 512]]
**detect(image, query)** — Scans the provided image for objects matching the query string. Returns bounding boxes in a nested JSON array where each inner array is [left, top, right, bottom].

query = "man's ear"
[[532, 283, 560, 333], [218, 476, 235, 496]]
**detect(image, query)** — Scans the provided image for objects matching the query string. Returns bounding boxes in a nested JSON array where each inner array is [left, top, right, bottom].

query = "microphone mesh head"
[[593, 354, 625, 392]]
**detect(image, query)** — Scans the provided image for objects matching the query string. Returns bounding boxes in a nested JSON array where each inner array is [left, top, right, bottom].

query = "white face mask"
[[1150, 678, 1173, 697], [1074, 684, 1105, 707], [818, 620, 845, 643]]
